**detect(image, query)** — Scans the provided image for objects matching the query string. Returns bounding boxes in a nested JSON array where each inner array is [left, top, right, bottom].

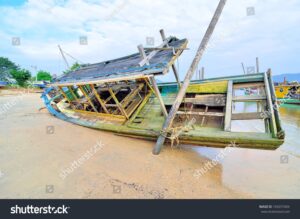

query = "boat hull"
[[42, 73, 285, 150]]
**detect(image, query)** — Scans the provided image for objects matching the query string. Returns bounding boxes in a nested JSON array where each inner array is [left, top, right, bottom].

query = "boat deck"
[[56, 91, 283, 150]]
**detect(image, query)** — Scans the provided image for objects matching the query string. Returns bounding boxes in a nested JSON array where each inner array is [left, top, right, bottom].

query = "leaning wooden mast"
[[153, 0, 227, 155]]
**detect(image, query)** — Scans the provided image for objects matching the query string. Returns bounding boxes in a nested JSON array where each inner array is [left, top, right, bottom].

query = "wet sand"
[[0, 89, 299, 199]]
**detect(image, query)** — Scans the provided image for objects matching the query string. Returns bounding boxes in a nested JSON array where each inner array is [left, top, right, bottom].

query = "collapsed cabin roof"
[[53, 37, 188, 86]]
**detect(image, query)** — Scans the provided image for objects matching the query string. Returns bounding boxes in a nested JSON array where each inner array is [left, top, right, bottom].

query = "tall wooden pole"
[[256, 57, 260, 73], [241, 62, 246, 74], [58, 45, 70, 69], [201, 67, 205, 79], [159, 29, 181, 88], [153, 0, 227, 155]]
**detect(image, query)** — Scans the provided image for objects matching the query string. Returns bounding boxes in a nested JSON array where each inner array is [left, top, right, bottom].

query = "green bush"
[[10, 69, 31, 87], [37, 70, 52, 81]]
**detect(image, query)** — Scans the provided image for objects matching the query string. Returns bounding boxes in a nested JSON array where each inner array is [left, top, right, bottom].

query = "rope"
[[159, 124, 194, 149]]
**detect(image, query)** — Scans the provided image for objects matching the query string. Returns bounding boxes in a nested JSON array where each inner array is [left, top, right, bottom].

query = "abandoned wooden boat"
[[42, 0, 284, 153], [41, 37, 284, 151]]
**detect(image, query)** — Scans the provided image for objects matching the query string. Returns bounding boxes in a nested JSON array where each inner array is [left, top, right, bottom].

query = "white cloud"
[[0, 0, 299, 79]]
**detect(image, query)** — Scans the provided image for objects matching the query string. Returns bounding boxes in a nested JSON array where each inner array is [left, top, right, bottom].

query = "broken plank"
[[224, 80, 233, 131]]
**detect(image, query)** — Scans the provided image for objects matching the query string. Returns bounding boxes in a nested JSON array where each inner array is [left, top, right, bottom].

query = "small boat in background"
[[275, 78, 300, 105], [0, 81, 8, 88]]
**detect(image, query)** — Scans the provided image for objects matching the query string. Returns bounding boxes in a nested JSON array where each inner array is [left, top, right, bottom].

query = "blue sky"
[[0, 0, 300, 82]]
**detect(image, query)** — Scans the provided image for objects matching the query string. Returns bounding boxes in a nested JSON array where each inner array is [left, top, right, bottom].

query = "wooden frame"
[[107, 86, 129, 119], [78, 85, 98, 112], [67, 86, 78, 100], [58, 86, 71, 103], [90, 84, 109, 113]]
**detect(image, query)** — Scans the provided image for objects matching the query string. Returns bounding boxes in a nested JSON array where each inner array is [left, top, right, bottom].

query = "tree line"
[[0, 57, 52, 87]]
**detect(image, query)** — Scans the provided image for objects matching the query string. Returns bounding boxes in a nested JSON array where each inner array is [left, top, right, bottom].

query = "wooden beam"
[[144, 78, 156, 94], [177, 111, 224, 117], [52, 75, 151, 87], [224, 80, 233, 131], [58, 86, 71, 103], [159, 29, 181, 88], [120, 83, 144, 108], [201, 106, 209, 126], [267, 69, 284, 138], [233, 82, 265, 89], [232, 95, 266, 102], [137, 44, 149, 65], [126, 91, 153, 125], [256, 57, 260, 73], [201, 67, 205, 80], [90, 84, 109, 114], [232, 112, 268, 120], [107, 87, 129, 119], [73, 109, 125, 121], [150, 76, 168, 118], [139, 36, 172, 67], [171, 65, 181, 88], [104, 88, 121, 104], [190, 94, 226, 106], [241, 62, 246, 74], [264, 72, 277, 137], [78, 85, 98, 112], [67, 86, 77, 100], [153, 0, 227, 155]]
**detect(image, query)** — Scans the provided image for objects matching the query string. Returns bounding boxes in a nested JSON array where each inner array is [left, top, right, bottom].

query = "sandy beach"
[[0, 89, 299, 199]]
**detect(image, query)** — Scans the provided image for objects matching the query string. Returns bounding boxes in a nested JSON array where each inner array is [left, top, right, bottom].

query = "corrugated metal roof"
[[54, 37, 187, 85]]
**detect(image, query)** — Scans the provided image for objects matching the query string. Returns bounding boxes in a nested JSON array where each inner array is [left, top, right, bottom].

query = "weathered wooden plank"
[[231, 112, 268, 120], [267, 69, 284, 139], [120, 83, 144, 108], [73, 109, 125, 121], [232, 95, 266, 102], [52, 75, 151, 87], [126, 91, 153, 125], [264, 72, 277, 137], [233, 82, 265, 89], [153, 0, 227, 155], [177, 111, 224, 117], [224, 80, 233, 131], [186, 81, 228, 93], [125, 96, 143, 117], [201, 106, 209, 126]]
